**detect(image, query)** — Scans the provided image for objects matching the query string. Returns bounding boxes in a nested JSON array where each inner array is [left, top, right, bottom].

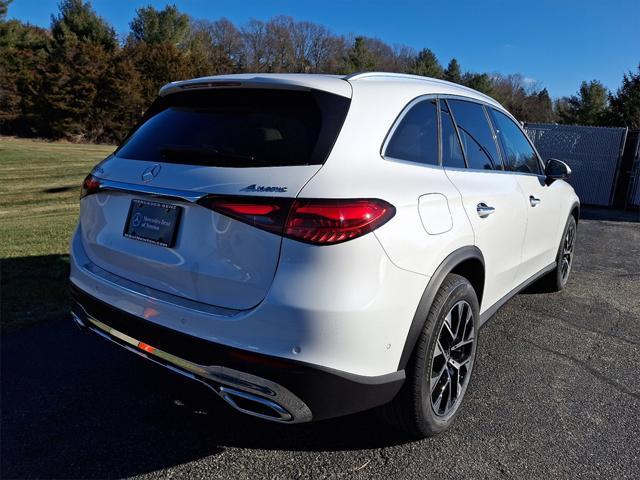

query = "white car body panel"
[[515, 175, 568, 282], [443, 168, 527, 311]]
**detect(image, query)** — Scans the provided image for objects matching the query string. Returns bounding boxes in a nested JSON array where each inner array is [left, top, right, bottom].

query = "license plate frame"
[[123, 199, 182, 248]]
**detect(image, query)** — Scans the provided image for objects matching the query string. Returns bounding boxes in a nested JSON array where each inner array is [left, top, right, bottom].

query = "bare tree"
[[241, 19, 269, 72], [265, 16, 295, 72]]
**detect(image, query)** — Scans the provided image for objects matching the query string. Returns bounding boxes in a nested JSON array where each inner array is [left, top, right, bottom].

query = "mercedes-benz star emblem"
[[142, 164, 161, 182]]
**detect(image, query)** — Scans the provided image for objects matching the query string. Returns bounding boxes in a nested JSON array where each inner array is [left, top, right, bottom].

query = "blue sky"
[[7, 0, 639, 98]]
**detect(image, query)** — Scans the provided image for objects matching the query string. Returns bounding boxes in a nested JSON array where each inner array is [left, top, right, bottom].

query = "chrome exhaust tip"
[[218, 386, 293, 422]]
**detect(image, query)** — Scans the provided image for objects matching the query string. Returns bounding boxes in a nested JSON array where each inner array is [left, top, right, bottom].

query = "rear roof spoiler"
[[159, 74, 352, 99]]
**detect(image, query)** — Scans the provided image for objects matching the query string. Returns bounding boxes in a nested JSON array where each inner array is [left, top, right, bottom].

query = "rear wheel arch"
[[398, 246, 484, 370]]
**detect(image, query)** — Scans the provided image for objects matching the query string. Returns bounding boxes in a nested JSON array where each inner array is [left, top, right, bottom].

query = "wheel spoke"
[[453, 302, 464, 340], [445, 379, 454, 412], [433, 374, 450, 413], [430, 363, 447, 393], [452, 337, 474, 351], [454, 366, 463, 400], [442, 312, 455, 342], [461, 307, 472, 341]]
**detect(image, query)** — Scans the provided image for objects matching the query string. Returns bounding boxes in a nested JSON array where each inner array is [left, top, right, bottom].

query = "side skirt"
[[479, 261, 556, 327]]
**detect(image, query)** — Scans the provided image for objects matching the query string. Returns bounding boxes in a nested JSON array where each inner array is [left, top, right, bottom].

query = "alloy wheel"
[[561, 222, 576, 283], [430, 300, 475, 417]]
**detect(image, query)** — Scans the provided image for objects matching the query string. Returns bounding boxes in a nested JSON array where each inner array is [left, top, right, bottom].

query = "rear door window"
[[448, 99, 501, 170], [440, 99, 466, 169], [385, 98, 439, 166], [115, 89, 350, 167], [489, 108, 542, 175]]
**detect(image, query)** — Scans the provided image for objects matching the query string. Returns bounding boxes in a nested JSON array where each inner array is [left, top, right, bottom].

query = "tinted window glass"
[[386, 99, 438, 165], [448, 99, 500, 170], [385, 100, 438, 165], [116, 89, 350, 167], [440, 100, 466, 168], [490, 109, 542, 174]]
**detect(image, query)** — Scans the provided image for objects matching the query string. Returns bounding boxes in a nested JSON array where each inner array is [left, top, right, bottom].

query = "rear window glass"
[[115, 88, 350, 167]]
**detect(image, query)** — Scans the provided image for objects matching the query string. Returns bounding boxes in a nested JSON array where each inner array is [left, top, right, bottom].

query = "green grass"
[[0, 137, 114, 331]]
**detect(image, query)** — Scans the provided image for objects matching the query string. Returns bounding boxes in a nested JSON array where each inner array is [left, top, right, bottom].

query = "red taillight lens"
[[198, 196, 293, 234], [80, 174, 101, 199], [285, 199, 395, 245], [198, 196, 395, 245]]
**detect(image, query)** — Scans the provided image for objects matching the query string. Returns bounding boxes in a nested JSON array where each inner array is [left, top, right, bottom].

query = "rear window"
[[115, 88, 351, 167]]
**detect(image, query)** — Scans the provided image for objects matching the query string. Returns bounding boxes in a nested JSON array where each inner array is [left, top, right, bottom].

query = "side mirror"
[[545, 158, 571, 183]]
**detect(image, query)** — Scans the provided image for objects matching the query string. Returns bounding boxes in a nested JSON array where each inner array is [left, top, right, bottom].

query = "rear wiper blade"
[[159, 144, 266, 166]]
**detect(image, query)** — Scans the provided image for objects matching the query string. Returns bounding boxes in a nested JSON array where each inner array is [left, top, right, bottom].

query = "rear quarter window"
[[385, 98, 439, 166], [115, 88, 350, 167]]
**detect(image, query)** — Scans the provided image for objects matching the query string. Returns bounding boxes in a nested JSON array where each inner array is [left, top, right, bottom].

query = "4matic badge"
[[240, 184, 288, 193]]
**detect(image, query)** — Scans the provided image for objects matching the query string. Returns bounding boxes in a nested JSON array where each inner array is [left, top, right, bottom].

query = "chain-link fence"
[[524, 123, 628, 207]]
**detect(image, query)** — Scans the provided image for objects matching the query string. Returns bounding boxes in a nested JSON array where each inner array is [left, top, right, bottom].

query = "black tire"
[[536, 215, 577, 293], [379, 273, 479, 438]]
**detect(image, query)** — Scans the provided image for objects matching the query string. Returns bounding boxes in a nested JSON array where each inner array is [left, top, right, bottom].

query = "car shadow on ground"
[[579, 206, 639, 223], [1, 254, 71, 333], [1, 313, 412, 479]]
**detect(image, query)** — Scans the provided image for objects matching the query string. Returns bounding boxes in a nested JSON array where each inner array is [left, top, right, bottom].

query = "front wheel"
[[537, 215, 577, 292], [379, 273, 479, 437]]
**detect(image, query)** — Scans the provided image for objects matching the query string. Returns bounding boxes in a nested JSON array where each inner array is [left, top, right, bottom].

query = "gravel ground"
[[2, 213, 639, 479]]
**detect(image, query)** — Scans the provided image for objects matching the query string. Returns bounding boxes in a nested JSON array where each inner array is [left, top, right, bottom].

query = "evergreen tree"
[[42, 0, 121, 141], [444, 58, 462, 83], [0, 19, 50, 135], [126, 5, 201, 108], [0, 0, 12, 20], [342, 37, 376, 73], [463, 73, 496, 98], [96, 52, 145, 142], [409, 48, 443, 78], [124, 41, 195, 107], [557, 80, 610, 125], [129, 4, 189, 46], [50, 0, 116, 51], [532, 88, 555, 123], [609, 64, 640, 129]]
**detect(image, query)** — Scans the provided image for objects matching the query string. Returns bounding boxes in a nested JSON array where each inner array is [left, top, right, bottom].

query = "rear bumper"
[[70, 283, 405, 423]]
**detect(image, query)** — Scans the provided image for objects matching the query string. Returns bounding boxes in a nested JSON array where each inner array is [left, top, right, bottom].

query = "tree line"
[[1, 0, 638, 144]]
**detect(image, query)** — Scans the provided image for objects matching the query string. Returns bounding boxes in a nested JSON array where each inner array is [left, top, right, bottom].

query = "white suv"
[[70, 73, 579, 437]]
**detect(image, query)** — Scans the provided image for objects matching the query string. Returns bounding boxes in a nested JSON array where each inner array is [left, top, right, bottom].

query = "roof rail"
[[343, 72, 499, 106]]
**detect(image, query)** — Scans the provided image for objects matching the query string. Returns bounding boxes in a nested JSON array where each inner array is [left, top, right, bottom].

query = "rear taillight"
[[197, 196, 293, 235], [80, 174, 101, 199], [285, 199, 395, 245], [199, 196, 395, 245]]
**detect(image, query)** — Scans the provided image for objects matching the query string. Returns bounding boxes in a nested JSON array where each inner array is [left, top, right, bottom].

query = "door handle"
[[529, 195, 541, 207], [476, 202, 495, 218]]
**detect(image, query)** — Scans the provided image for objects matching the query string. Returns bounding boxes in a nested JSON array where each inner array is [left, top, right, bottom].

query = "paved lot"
[[2, 213, 639, 479]]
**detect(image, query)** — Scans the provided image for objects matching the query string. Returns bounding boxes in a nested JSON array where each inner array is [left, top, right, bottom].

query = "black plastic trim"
[[397, 246, 484, 369], [478, 261, 556, 325], [70, 282, 405, 421]]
